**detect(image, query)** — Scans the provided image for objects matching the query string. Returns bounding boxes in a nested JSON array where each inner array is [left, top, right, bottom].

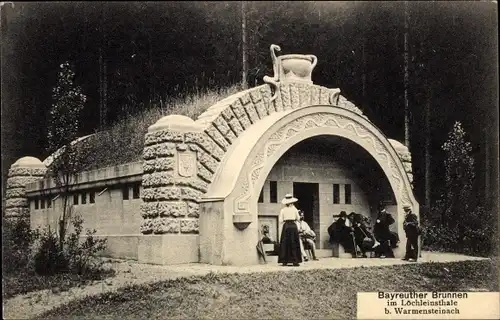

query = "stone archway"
[[201, 105, 418, 266]]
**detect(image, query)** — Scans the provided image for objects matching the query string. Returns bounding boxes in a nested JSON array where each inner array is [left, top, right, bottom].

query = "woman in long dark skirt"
[[278, 194, 302, 266]]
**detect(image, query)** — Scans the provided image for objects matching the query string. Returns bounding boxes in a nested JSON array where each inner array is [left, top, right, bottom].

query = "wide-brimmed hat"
[[281, 193, 298, 205], [403, 205, 412, 211], [339, 211, 347, 218]]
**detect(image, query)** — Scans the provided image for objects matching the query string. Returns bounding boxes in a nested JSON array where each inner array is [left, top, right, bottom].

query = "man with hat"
[[278, 194, 302, 266], [327, 211, 356, 256], [402, 205, 421, 262]]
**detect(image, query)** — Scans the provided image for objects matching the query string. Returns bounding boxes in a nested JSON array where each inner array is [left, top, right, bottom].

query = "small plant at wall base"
[[3, 215, 113, 299], [421, 121, 495, 256], [34, 215, 108, 276]]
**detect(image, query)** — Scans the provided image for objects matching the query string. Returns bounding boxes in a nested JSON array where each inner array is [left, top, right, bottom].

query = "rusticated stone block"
[[205, 125, 229, 151], [153, 217, 180, 234], [7, 176, 41, 188], [198, 151, 219, 174], [187, 179, 208, 193], [213, 116, 237, 143], [212, 116, 231, 136], [142, 172, 174, 187], [289, 83, 300, 109], [221, 106, 236, 121], [181, 187, 202, 201], [254, 101, 268, 119], [6, 198, 28, 208], [403, 162, 413, 173], [407, 172, 414, 182], [185, 132, 224, 161], [240, 93, 252, 106], [140, 219, 154, 234], [180, 219, 199, 234], [156, 186, 182, 200], [311, 86, 321, 105], [156, 143, 177, 157], [155, 157, 175, 171], [231, 100, 252, 130], [142, 187, 156, 201], [5, 207, 29, 217], [155, 130, 184, 144], [158, 201, 187, 217], [250, 88, 263, 103], [5, 187, 26, 199], [143, 145, 157, 160], [298, 83, 310, 107], [319, 87, 330, 105], [228, 118, 244, 136], [187, 202, 200, 218], [244, 103, 260, 124], [141, 202, 159, 219], [280, 84, 292, 110], [197, 163, 213, 183], [399, 152, 412, 162], [176, 143, 188, 151], [143, 160, 156, 173], [8, 167, 46, 177], [261, 86, 272, 101]]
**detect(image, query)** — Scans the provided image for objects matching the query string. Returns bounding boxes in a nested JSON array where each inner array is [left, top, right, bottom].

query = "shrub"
[[33, 215, 107, 276], [65, 215, 107, 275], [34, 227, 69, 275], [2, 218, 40, 274]]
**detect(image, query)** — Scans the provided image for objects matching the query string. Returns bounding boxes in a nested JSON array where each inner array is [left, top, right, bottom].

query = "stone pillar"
[[138, 115, 205, 265], [5, 157, 47, 221]]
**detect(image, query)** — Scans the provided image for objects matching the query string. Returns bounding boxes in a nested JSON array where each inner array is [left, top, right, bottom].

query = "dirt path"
[[2, 252, 487, 319]]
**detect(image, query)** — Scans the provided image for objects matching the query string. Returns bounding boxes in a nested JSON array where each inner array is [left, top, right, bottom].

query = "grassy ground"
[[37, 259, 498, 320], [2, 269, 116, 300], [68, 85, 241, 171]]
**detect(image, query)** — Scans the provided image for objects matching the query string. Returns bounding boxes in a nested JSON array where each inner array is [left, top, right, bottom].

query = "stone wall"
[[4, 157, 47, 220], [140, 83, 357, 231]]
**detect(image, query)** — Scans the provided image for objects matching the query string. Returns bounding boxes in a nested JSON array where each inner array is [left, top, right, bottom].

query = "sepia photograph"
[[1, 1, 499, 319]]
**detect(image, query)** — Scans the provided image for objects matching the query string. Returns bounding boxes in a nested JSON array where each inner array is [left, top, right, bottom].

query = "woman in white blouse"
[[278, 194, 302, 266]]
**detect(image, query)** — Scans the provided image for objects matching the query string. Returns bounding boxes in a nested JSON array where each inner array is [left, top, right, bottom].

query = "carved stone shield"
[[178, 151, 196, 177]]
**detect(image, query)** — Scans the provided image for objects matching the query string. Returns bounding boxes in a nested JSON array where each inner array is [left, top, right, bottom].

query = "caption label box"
[[357, 292, 500, 319]]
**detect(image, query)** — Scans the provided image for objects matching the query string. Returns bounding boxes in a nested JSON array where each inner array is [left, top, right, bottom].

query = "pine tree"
[[441, 122, 475, 233], [47, 61, 87, 251]]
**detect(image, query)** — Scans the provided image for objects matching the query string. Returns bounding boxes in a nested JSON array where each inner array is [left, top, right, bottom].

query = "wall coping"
[[25, 161, 143, 195]]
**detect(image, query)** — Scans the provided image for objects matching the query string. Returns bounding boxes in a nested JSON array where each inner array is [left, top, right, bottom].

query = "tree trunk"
[[241, 1, 248, 89], [425, 86, 431, 213], [361, 37, 367, 108], [403, 1, 410, 147], [99, 47, 104, 130]]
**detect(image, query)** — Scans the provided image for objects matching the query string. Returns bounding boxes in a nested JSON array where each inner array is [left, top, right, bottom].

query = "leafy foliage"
[[2, 218, 40, 275], [33, 215, 108, 276], [422, 122, 496, 256]]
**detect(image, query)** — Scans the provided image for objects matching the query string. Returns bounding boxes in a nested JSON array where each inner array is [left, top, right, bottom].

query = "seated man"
[[261, 225, 279, 255], [298, 210, 319, 261], [350, 212, 379, 258], [327, 211, 356, 257]]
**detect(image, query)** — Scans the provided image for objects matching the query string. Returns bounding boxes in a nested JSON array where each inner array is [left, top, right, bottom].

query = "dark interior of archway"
[[283, 134, 396, 213]]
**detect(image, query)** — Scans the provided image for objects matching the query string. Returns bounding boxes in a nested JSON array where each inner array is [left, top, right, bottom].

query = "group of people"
[[273, 193, 421, 267], [327, 205, 421, 261]]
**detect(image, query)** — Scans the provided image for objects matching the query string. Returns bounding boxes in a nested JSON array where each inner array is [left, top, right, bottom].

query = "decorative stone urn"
[[280, 54, 317, 83], [263, 44, 318, 101]]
